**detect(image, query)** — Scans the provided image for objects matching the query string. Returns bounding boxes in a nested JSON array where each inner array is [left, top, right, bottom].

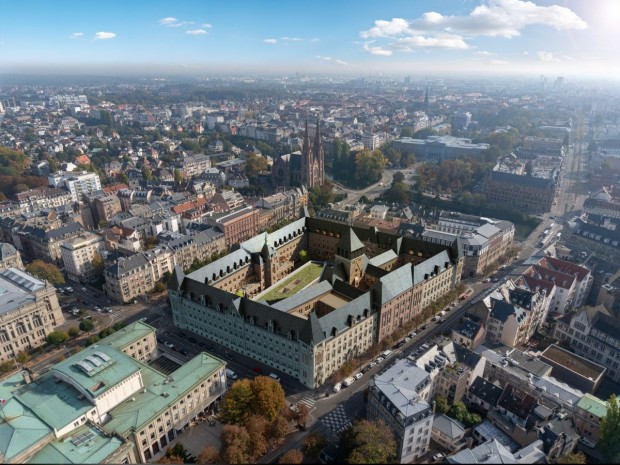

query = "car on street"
[[178, 331, 187, 338], [361, 365, 372, 374], [269, 373, 281, 382], [188, 337, 196, 344], [198, 342, 208, 349], [333, 382, 342, 392], [164, 341, 174, 348], [180, 348, 190, 356], [139, 317, 148, 322], [105, 307, 112, 313], [354, 372, 363, 380], [431, 315, 438, 321], [376, 356, 384, 363], [94, 306, 101, 312], [253, 367, 263, 374], [421, 324, 428, 330], [394, 341, 405, 349], [409, 332, 417, 338], [483, 277, 491, 283], [432, 453, 445, 462], [369, 361, 377, 368], [81, 287, 87, 291]]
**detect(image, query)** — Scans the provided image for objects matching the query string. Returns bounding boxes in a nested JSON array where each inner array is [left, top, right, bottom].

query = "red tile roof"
[[538, 256, 590, 281]]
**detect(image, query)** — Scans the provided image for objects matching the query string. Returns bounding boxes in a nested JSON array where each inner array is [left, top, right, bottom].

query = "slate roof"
[[489, 170, 555, 189], [337, 227, 364, 252], [468, 376, 504, 407], [453, 318, 483, 340], [448, 439, 515, 464], [374, 264, 413, 305], [433, 414, 465, 440]]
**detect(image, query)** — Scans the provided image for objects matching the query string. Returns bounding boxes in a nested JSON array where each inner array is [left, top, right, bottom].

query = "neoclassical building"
[[170, 214, 462, 388], [271, 120, 324, 189]]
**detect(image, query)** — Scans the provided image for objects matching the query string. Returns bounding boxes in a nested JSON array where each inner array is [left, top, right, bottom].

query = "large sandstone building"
[[170, 214, 463, 388]]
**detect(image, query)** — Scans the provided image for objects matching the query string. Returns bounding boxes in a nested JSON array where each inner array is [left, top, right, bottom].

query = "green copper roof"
[[104, 352, 225, 436], [15, 374, 93, 431], [52, 345, 140, 399], [0, 396, 52, 462], [577, 393, 608, 419], [26, 423, 129, 464], [104, 321, 156, 351]]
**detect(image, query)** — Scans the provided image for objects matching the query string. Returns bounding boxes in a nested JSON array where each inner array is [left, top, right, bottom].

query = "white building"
[[362, 133, 380, 150], [367, 357, 434, 463], [48, 171, 102, 202], [61, 232, 106, 283]]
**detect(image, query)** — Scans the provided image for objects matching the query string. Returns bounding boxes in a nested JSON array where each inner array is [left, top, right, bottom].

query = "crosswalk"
[[296, 395, 316, 412]]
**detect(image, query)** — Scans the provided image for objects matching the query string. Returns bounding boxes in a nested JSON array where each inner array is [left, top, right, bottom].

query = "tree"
[[25, 260, 65, 285], [245, 153, 270, 180], [299, 249, 309, 263], [154, 281, 167, 293], [279, 449, 303, 464], [173, 168, 184, 184], [245, 414, 269, 460], [557, 451, 586, 464], [0, 360, 15, 374], [268, 414, 289, 441], [80, 319, 95, 332], [91, 253, 105, 276], [46, 331, 68, 348], [142, 166, 154, 181], [339, 419, 397, 464], [302, 432, 327, 459], [600, 394, 620, 463], [68, 326, 80, 338], [86, 335, 100, 346], [16, 350, 31, 364], [197, 446, 220, 464], [158, 455, 184, 464], [392, 171, 405, 184], [220, 425, 251, 464], [295, 402, 310, 430], [435, 396, 450, 414], [221, 379, 254, 425], [354, 150, 385, 187], [144, 236, 158, 250]]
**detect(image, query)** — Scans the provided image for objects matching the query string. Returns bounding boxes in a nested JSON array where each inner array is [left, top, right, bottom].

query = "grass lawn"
[[259, 263, 323, 303]]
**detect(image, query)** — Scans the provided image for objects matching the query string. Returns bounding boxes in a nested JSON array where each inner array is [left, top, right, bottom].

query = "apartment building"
[[0, 267, 65, 362], [536, 256, 593, 308], [162, 230, 226, 271], [60, 232, 106, 283], [553, 305, 620, 383], [205, 206, 259, 248], [367, 358, 434, 463], [14, 186, 73, 213], [254, 187, 308, 232], [48, 171, 102, 202], [0, 323, 226, 464], [483, 170, 555, 214], [573, 393, 608, 445], [93, 194, 123, 226], [175, 153, 211, 178], [18, 221, 84, 265]]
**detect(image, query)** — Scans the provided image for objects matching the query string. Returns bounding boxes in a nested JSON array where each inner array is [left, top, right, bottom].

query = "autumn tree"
[[557, 451, 586, 464], [600, 393, 620, 463], [354, 150, 385, 187], [197, 446, 220, 464], [246, 414, 270, 460], [91, 253, 105, 276], [220, 425, 251, 464], [278, 449, 303, 464], [16, 350, 31, 364], [245, 153, 270, 180], [221, 376, 286, 426], [302, 432, 327, 459], [294, 402, 310, 430], [434, 396, 449, 414], [25, 260, 65, 285], [68, 326, 80, 338], [79, 319, 95, 332], [46, 331, 68, 348], [339, 419, 397, 464]]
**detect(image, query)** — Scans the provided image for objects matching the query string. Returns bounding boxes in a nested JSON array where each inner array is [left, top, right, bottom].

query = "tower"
[[312, 117, 325, 187], [301, 120, 311, 188], [424, 87, 429, 111], [335, 228, 365, 286]]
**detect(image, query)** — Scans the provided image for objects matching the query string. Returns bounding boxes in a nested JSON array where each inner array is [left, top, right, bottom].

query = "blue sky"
[[1, 0, 618, 77]]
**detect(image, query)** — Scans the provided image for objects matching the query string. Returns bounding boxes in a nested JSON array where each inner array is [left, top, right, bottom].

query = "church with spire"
[[271, 118, 324, 189]]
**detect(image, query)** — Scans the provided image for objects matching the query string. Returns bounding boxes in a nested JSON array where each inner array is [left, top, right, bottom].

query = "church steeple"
[[301, 120, 311, 188], [312, 117, 324, 187]]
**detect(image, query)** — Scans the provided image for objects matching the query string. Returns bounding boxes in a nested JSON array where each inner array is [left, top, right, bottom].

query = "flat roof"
[[318, 293, 350, 309], [541, 344, 606, 381], [26, 423, 128, 464], [103, 321, 156, 351]]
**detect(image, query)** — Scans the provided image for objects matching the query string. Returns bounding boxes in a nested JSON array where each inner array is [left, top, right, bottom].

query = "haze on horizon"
[[1, 0, 620, 80]]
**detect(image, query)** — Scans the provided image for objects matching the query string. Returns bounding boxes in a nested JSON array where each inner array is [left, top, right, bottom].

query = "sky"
[[1, 0, 619, 78]]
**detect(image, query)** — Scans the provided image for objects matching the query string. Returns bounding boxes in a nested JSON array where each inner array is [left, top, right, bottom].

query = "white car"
[[369, 361, 377, 368], [81, 287, 87, 292], [164, 341, 174, 348], [333, 382, 342, 392], [94, 306, 101, 312], [432, 453, 445, 462], [376, 356, 384, 363], [354, 372, 363, 380]]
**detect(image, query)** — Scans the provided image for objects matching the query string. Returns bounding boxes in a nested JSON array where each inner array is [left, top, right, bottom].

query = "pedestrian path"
[[320, 405, 352, 434], [297, 395, 316, 412]]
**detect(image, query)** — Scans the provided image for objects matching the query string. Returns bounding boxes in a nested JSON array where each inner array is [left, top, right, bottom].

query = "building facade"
[[0, 242, 23, 271], [48, 171, 103, 202], [483, 170, 555, 214], [61, 232, 106, 283], [0, 268, 65, 362]]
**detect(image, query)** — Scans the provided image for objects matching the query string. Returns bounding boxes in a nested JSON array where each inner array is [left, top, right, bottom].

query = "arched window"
[[16, 323, 26, 336]]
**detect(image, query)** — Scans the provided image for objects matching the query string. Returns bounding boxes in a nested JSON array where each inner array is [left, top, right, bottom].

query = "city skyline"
[[1, 0, 619, 78]]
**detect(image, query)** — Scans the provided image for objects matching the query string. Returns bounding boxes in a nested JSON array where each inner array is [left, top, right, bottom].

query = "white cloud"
[[159, 17, 177, 25], [69, 32, 84, 40], [263, 38, 277, 44], [310, 37, 320, 42], [186, 29, 208, 35], [280, 36, 304, 41], [94, 32, 116, 40], [201, 23, 213, 28], [363, 42, 392, 56], [158, 17, 195, 28], [537, 51, 560, 62], [490, 59, 510, 65], [475, 50, 493, 56], [316, 55, 351, 66], [360, 0, 587, 55]]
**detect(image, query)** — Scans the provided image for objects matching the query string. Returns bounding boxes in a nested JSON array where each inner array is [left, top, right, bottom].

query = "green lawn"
[[259, 263, 323, 303]]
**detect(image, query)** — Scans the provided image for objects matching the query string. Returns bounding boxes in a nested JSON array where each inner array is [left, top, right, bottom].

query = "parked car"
[[483, 277, 491, 283], [354, 372, 363, 380], [198, 342, 208, 349], [342, 376, 355, 387], [333, 382, 342, 392], [432, 453, 445, 462], [253, 367, 263, 374], [188, 337, 196, 344], [409, 332, 417, 338], [369, 361, 377, 368], [94, 306, 101, 312], [164, 341, 174, 348], [269, 373, 281, 382], [376, 356, 384, 363], [404, 337, 411, 343], [180, 348, 190, 356], [421, 324, 428, 330], [361, 365, 372, 374]]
